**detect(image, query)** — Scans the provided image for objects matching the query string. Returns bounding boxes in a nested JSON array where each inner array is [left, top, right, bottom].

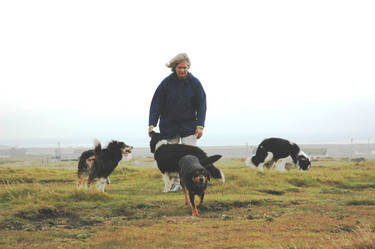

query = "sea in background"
[[1, 136, 375, 160], [1, 132, 374, 148]]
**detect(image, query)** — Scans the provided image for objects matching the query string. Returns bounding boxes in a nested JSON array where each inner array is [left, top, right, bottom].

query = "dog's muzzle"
[[123, 146, 133, 154], [194, 175, 207, 188]]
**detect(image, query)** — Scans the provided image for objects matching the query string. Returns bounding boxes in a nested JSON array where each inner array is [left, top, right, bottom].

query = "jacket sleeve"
[[149, 84, 164, 127], [195, 80, 207, 127]]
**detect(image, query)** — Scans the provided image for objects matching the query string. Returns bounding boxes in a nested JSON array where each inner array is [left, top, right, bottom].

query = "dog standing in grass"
[[149, 131, 225, 192], [77, 140, 133, 192], [179, 154, 222, 216]]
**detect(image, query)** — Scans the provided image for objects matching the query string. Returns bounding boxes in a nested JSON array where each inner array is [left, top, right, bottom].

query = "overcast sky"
[[1, 0, 374, 147]]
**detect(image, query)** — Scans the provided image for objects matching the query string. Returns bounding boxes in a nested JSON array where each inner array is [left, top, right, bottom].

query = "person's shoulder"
[[157, 73, 175, 88], [160, 73, 176, 84], [188, 72, 198, 80], [188, 73, 202, 85], [166, 72, 178, 80]]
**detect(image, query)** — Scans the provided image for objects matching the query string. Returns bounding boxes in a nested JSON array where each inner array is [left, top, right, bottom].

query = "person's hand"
[[195, 127, 203, 139], [148, 125, 154, 137]]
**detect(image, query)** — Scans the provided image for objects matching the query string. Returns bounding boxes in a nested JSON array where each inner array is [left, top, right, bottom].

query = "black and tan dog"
[[178, 154, 222, 216], [77, 140, 133, 192]]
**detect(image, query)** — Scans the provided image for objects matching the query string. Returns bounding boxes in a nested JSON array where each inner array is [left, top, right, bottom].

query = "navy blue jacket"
[[149, 72, 206, 139]]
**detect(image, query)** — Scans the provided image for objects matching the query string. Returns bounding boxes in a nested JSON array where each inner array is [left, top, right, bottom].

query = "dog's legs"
[[183, 186, 189, 205], [95, 179, 101, 191], [106, 177, 111, 184], [87, 177, 93, 189], [257, 163, 264, 171], [95, 180, 100, 190], [189, 192, 198, 216], [169, 172, 182, 191], [100, 178, 107, 192], [162, 173, 170, 192], [77, 174, 85, 189], [275, 158, 287, 172], [167, 173, 175, 191], [220, 171, 225, 183], [258, 152, 273, 171], [101, 178, 107, 192], [197, 191, 205, 207], [96, 177, 107, 192]]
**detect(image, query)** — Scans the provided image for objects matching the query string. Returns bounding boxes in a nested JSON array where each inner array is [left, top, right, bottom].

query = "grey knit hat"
[[166, 53, 191, 70]]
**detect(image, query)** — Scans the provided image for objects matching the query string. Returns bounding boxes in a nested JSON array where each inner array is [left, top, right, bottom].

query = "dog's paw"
[[192, 208, 199, 216], [220, 171, 225, 183], [170, 184, 182, 192]]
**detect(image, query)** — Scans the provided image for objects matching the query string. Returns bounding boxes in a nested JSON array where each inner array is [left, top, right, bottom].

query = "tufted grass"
[[0, 158, 374, 248]]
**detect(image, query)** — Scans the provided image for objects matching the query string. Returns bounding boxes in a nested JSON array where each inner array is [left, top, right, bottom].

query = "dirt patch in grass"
[[331, 224, 357, 233], [15, 206, 77, 221], [199, 200, 251, 212], [67, 191, 112, 202], [36, 179, 75, 184], [0, 178, 35, 184], [288, 178, 318, 187], [347, 200, 375, 206], [0, 217, 31, 230], [6, 206, 107, 231], [258, 189, 285, 195]]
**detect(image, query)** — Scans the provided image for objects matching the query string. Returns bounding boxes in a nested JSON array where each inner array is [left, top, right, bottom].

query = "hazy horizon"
[[1, 131, 373, 148]]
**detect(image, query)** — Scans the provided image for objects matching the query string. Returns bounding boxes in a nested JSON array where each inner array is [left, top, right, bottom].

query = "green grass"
[[0, 158, 374, 248]]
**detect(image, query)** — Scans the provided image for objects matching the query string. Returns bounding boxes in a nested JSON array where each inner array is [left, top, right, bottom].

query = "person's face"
[[175, 61, 188, 79]]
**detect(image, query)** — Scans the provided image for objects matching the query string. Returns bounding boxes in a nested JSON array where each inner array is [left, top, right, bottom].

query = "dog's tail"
[[206, 165, 225, 183], [94, 139, 102, 155], [200, 155, 225, 183], [78, 150, 95, 177]]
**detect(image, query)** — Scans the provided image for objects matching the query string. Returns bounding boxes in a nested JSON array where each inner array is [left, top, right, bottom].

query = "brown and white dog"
[[77, 140, 133, 191]]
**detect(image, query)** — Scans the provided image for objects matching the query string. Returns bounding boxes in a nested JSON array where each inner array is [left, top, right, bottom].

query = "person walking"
[[148, 53, 207, 191]]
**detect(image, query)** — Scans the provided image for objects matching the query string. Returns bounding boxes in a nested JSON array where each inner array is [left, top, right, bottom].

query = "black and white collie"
[[245, 138, 311, 172], [77, 140, 133, 192], [150, 131, 225, 192]]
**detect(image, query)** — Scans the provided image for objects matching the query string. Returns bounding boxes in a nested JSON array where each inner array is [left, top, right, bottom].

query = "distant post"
[[55, 142, 61, 160], [368, 139, 371, 157]]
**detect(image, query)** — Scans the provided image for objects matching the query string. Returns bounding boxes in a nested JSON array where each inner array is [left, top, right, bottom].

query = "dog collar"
[[155, 139, 168, 152]]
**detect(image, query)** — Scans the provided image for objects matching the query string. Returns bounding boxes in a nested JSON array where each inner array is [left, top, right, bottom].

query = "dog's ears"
[[200, 155, 222, 166]]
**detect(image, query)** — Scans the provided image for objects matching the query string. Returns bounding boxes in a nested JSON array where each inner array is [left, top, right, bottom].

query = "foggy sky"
[[1, 0, 374, 147]]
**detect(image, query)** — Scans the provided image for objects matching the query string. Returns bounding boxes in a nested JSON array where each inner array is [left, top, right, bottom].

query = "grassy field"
[[0, 157, 374, 249]]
